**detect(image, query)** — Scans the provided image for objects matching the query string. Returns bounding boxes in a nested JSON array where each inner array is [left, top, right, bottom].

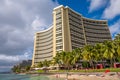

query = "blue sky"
[[0, 0, 120, 72], [55, 0, 120, 38]]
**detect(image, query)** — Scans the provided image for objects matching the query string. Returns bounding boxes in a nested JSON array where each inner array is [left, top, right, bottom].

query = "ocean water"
[[0, 73, 64, 80]]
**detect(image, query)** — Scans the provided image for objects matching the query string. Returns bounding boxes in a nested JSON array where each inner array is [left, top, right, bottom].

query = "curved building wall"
[[67, 7, 111, 49], [55, 9, 63, 52], [53, 5, 111, 57], [32, 5, 112, 67], [82, 18, 111, 45], [32, 26, 53, 66], [68, 8, 85, 50]]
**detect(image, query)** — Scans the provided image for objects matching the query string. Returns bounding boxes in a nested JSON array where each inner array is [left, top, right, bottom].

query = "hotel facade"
[[32, 5, 111, 66]]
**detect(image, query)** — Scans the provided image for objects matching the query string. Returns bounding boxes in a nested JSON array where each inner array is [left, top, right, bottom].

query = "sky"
[[0, 0, 120, 72]]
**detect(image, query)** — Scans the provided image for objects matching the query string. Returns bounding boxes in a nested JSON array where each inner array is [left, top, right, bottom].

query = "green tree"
[[103, 40, 115, 67], [53, 51, 62, 67], [25, 66, 31, 71], [71, 48, 83, 69], [37, 61, 43, 68], [59, 51, 72, 69], [114, 33, 120, 62], [12, 65, 21, 73], [82, 45, 96, 68], [43, 60, 50, 67], [53, 51, 73, 69], [12, 66, 17, 72], [94, 43, 105, 64], [114, 33, 120, 41]]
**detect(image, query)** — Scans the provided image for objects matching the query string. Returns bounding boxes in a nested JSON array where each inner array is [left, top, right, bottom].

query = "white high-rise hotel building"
[[32, 5, 111, 66]]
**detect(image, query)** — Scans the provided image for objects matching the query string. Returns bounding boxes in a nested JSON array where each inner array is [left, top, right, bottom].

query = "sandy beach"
[[49, 72, 120, 80]]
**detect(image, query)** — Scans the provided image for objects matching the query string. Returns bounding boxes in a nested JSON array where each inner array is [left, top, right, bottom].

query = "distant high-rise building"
[[32, 5, 111, 67]]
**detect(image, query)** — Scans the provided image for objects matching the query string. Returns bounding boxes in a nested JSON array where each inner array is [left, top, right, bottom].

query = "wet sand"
[[49, 72, 120, 80]]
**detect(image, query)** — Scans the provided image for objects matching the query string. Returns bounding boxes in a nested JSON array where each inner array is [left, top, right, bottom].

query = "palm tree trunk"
[[101, 59, 105, 68], [113, 57, 116, 63], [110, 59, 113, 68], [90, 60, 94, 69]]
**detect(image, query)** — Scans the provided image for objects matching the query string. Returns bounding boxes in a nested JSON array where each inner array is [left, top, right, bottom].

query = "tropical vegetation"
[[35, 33, 120, 70], [12, 65, 31, 73], [52, 33, 120, 69], [12, 33, 120, 72]]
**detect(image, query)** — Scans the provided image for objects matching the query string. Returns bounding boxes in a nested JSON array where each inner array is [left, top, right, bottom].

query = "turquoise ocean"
[[0, 73, 64, 80]]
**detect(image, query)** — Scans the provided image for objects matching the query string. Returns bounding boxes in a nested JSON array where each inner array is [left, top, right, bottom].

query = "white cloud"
[[103, 0, 120, 19], [0, 52, 31, 62], [0, 55, 19, 62], [0, 0, 59, 71], [0, 0, 59, 56], [31, 16, 47, 31], [0, 49, 33, 72], [109, 19, 120, 38], [89, 0, 108, 12]]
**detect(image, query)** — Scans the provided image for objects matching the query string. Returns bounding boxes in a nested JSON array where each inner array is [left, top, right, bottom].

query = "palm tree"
[[12, 66, 17, 72], [114, 33, 120, 41], [71, 48, 83, 69], [94, 43, 106, 67], [114, 34, 120, 55], [113, 34, 120, 62], [12, 65, 21, 73], [94, 43, 103, 61], [43, 60, 50, 67], [54, 51, 74, 69], [60, 51, 72, 69], [37, 61, 43, 68], [116, 41, 120, 59], [82, 45, 95, 68], [25, 66, 31, 71], [53, 51, 62, 67], [103, 40, 115, 67]]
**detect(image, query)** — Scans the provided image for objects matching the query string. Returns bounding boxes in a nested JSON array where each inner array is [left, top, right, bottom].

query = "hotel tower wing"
[[32, 5, 111, 67]]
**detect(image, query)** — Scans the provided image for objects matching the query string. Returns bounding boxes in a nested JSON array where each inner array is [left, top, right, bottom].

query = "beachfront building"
[[32, 5, 111, 67], [19, 60, 32, 68]]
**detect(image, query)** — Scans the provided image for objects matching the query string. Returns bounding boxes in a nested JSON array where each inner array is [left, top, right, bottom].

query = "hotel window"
[[56, 22, 62, 25], [56, 9, 61, 14], [56, 33, 62, 37], [56, 39, 62, 43], [56, 17, 61, 20], [56, 27, 62, 31], [56, 12, 61, 15], [56, 46, 63, 50]]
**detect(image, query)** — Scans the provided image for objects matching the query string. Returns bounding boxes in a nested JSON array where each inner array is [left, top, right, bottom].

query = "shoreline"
[[27, 72, 120, 80], [48, 72, 120, 80]]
